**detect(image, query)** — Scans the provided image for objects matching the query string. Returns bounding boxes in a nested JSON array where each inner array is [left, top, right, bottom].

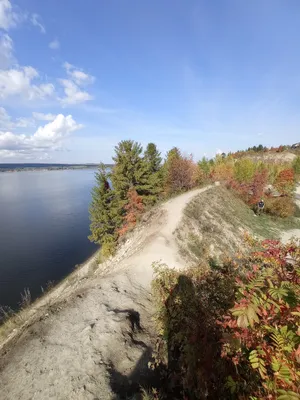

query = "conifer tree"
[[143, 142, 163, 204], [110, 140, 152, 203], [144, 142, 162, 173], [89, 163, 119, 255]]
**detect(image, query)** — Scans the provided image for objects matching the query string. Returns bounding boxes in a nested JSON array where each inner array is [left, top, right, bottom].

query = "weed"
[[19, 288, 31, 309]]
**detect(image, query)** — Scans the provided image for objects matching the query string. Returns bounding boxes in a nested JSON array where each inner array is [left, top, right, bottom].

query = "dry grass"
[[176, 186, 300, 265]]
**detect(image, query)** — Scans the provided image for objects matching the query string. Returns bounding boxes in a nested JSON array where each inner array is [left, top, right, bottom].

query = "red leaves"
[[118, 188, 144, 236], [274, 168, 295, 196], [166, 155, 198, 193], [221, 239, 300, 399]]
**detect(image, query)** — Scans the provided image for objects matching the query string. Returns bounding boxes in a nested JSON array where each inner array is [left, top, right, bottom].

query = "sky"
[[0, 0, 300, 163]]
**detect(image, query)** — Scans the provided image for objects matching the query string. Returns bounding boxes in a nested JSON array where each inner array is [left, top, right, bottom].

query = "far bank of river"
[[0, 169, 98, 310]]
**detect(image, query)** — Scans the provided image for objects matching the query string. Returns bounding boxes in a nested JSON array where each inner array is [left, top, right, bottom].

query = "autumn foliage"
[[118, 188, 144, 236], [274, 168, 295, 196], [165, 154, 198, 193], [152, 240, 300, 399], [221, 239, 300, 399]]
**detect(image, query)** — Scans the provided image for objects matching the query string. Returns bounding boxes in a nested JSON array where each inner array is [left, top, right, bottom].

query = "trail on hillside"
[[0, 186, 212, 400], [281, 185, 300, 243]]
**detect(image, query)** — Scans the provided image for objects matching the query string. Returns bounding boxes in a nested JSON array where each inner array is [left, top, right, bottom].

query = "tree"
[[144, 142, 162, 173], [234, 158, 256, 183], [89, 163, 119, 255], [198, 157, 211, 181], [165, 154, 197, 193], [143, 142, 163, 204], [110, 140, 151, 204]]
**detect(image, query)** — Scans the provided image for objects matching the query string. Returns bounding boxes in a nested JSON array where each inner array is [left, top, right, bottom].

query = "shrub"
[[165, 155, 197, 194], [234, 159, 256, 183], [100, 235, 117, 258], [211, 162, 234, 183], [118, 188, 144, 236], [274, 168, 295, 196], [264, 196, 295, 218], [151, 261, 238, 399], [292, 156, 300, 176], [221, 239, 300, 400]]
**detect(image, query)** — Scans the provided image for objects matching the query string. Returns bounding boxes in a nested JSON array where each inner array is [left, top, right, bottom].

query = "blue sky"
[[0, 0, 300, 163]]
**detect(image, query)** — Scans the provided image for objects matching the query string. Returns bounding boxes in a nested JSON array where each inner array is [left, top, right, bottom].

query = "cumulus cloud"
[[30, 13, 45, 34], [0, 0, 21, 30], [58, 62, 94, 105], [49, 38, 60, 50], [0, 106, 34, 129], [32, 112, 56, 121], [0, 66, 55, 100], [0, 114, 83, 160], [0, 33, 15, 68], [59, 79, 93, 105], [63, 62, 95, 85]]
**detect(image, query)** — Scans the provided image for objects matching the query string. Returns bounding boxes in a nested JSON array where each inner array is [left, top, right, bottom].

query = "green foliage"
[[111, 140, 151, 203], [89, 163, 120, 254], [143, 143, 163, 204], [144, 142, 162, 173], [292, 156, 300, 176], [234, 158, 256, 183], [198, 157, 211, 179]]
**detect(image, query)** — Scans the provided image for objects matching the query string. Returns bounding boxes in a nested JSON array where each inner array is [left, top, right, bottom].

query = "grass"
[[177, 186, 300, 264]]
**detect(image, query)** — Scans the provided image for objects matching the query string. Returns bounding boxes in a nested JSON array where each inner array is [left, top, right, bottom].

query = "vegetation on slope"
[[151, 239, 300, 400], [89, 140, 300, 259]]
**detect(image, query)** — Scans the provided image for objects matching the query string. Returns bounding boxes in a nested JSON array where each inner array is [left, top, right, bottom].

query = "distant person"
[[257, 199, 265, 215]]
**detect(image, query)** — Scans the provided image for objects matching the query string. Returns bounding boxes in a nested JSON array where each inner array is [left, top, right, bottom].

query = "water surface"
[[0, 169, 97, 309]]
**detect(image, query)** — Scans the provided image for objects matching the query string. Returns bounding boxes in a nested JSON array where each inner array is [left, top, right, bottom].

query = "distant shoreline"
[[0, 164, 113, 173]]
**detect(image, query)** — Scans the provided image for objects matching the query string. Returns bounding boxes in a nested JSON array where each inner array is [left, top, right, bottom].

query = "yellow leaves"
[[232, 303, 259, 328]]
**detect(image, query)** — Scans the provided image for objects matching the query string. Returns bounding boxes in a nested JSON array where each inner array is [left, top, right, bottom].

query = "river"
[[0, 169, 98, 310]]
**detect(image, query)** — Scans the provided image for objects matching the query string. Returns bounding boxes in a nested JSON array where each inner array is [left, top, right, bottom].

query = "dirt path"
[[0, 186, 212, 400]]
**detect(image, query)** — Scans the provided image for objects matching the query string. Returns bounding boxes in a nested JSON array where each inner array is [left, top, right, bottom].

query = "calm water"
[[0, 169, 98, 310]]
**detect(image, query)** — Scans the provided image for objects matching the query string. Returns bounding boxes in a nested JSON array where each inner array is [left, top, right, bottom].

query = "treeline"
[[89, 140, 299, 256], [230, 144, 289, 158]]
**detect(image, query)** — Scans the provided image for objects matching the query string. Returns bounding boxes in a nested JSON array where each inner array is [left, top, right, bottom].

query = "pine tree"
[[144, 143, 162, 173], [89, 163, 119, 255], [110, 140, 152, 203], [143, 142, 163, 204]]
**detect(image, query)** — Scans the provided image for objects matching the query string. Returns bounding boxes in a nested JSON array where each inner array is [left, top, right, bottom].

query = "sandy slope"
[[0, 186, 212, 400], [281, 185, 300, 243]]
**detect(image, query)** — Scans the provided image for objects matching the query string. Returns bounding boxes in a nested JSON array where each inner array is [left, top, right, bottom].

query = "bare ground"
[[0, 186, 212, 400]]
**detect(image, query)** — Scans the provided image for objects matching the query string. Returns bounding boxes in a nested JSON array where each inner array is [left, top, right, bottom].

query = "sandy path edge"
[[0, 185, 213, 400]]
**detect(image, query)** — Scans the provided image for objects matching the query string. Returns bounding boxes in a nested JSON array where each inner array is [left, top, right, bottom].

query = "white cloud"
[[32, 112, 56, 121], [59, 79, 93, 105], [0, 106, 35, 129], [49, 38, 60, 50], [0, 33, 15, 68], [63, 61, 95, 85], [58, 62, 94, 105], [33, 114, 82, 144], [0, 0, 21, 30], [30, 13, 45, 34], [0, 66, 55, 100], [0, 114, 83, 160]]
